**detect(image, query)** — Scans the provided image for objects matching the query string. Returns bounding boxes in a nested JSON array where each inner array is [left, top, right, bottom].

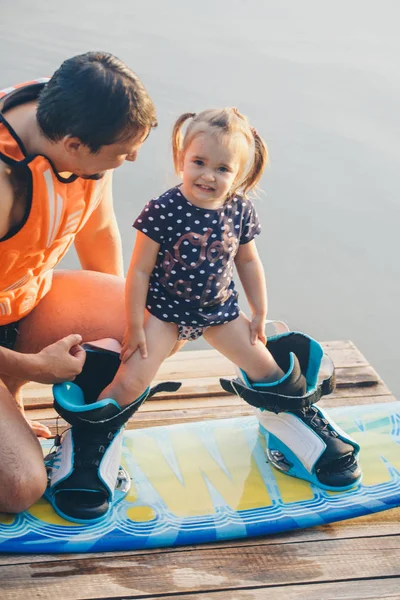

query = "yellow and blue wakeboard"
[[0, 401, 399, 554]]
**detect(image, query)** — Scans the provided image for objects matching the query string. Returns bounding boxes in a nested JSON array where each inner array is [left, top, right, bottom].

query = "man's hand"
[[31, 334, 86, 384], [120, 327, 147, 363], [249, 314, 267, 346]]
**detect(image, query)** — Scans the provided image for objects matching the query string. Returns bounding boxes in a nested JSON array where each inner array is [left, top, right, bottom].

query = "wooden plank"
[[18, 341, 369, 397], [21, 364, 390, 410], [25, 394, 245, 421], [156, 345, 370, 378], [164, 340, 367, 358], [20, 339, 372, 391], [150, 341, 365, 361], [17, 340, 364, 390], [148, 578, 400, 600], [1, 575, 400, 600], [142, 578, 400, 600], [0, 536, 399, 599], [26, 405, 254, 428]]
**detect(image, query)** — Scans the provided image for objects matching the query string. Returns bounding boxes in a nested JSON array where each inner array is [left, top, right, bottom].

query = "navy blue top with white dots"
[[133, 186, 261, 327]]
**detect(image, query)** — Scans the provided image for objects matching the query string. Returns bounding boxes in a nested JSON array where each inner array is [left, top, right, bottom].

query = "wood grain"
[[1, 536, 399, 599]]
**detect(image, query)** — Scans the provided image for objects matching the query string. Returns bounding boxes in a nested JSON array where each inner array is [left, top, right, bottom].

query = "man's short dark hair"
[[37, 51, 157, 152]]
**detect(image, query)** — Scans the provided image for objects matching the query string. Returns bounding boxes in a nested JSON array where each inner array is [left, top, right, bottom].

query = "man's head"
[[36, 52, 157, 178]]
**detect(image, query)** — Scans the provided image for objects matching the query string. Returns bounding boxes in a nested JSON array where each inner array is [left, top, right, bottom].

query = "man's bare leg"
[[5, 270, 125, 436], [0, 382, 47, 512], [17, 270, 127, 352], [0, 270, 127, 510]]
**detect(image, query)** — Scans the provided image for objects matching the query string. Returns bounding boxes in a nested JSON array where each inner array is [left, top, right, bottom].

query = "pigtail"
[[172, 112, 196, 174], [240, 130, 268, 196]]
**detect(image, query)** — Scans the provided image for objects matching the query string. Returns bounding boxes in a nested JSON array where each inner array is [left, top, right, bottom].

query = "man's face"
[[65, 129, 150, 179]]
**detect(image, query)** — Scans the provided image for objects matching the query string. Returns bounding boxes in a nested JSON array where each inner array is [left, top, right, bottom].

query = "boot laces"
[[295, 406, 338, 438], [73, 427, 118, 468]]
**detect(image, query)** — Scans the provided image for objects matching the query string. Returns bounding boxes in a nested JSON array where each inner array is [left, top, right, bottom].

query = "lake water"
[[1, 0, 399, 397]]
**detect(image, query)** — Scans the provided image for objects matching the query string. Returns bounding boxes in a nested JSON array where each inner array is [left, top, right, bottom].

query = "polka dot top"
[[133, 186, 261, 327]]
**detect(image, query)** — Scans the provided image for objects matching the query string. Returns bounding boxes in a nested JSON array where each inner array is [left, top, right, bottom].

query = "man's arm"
[[0, 334, 86, 384], [74, 172, 124, 277]]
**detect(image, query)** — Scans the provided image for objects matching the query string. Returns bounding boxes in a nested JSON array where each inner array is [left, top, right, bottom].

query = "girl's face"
[[180, 132, 243, 209]]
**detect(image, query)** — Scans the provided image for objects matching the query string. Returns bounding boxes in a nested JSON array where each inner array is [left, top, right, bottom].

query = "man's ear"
[[63, 136, 84, 155]]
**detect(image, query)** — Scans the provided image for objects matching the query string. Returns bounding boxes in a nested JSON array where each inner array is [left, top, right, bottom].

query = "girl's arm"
[[234, 240, 268, 345], [120, 231, 160, 362]]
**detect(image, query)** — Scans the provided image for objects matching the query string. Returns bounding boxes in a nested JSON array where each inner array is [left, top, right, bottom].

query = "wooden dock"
[[1, 340, 400, 600]]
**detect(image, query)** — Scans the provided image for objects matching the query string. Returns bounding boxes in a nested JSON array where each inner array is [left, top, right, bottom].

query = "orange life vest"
[[0, 79, 106, 325]]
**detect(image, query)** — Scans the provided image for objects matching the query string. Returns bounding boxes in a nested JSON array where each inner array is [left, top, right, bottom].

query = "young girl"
[[100, 108, 359, 495], [99, 107, 290, 405]]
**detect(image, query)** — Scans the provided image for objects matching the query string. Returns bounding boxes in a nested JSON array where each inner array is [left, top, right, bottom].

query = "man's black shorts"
[[0, 321, 19, 350]]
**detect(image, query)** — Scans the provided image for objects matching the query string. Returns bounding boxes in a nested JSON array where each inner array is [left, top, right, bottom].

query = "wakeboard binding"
[[220, 331, 362, 491], [45, 341, 180, 523]]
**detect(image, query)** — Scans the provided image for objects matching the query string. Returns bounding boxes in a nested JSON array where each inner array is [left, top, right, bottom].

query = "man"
[[0, 51, 157, 513]]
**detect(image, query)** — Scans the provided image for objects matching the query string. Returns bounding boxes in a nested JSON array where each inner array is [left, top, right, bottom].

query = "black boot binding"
[[45, 343, 181, 523], [220, 332, 362, 491]]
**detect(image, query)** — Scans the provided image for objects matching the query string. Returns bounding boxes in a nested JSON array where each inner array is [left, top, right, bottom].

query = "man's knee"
[[17, 269, 127, 353], [0, 460, 47, 513]]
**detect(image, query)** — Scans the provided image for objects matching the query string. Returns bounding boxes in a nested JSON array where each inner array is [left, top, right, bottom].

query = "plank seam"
[[68, 574, 400, 600]]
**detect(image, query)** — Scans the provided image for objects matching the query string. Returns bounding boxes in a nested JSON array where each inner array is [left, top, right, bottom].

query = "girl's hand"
[[249, 314, 267, 346], [120, 327, 148, 363]]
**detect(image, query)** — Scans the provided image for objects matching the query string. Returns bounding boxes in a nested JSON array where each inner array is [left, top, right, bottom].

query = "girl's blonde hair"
[[172, 107, 268, 198]]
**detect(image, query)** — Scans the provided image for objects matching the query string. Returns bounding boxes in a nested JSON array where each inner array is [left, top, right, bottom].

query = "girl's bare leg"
[[203, 312, 284, 382], [99, 313, 179, 407], [4, 270, 126, 437]]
